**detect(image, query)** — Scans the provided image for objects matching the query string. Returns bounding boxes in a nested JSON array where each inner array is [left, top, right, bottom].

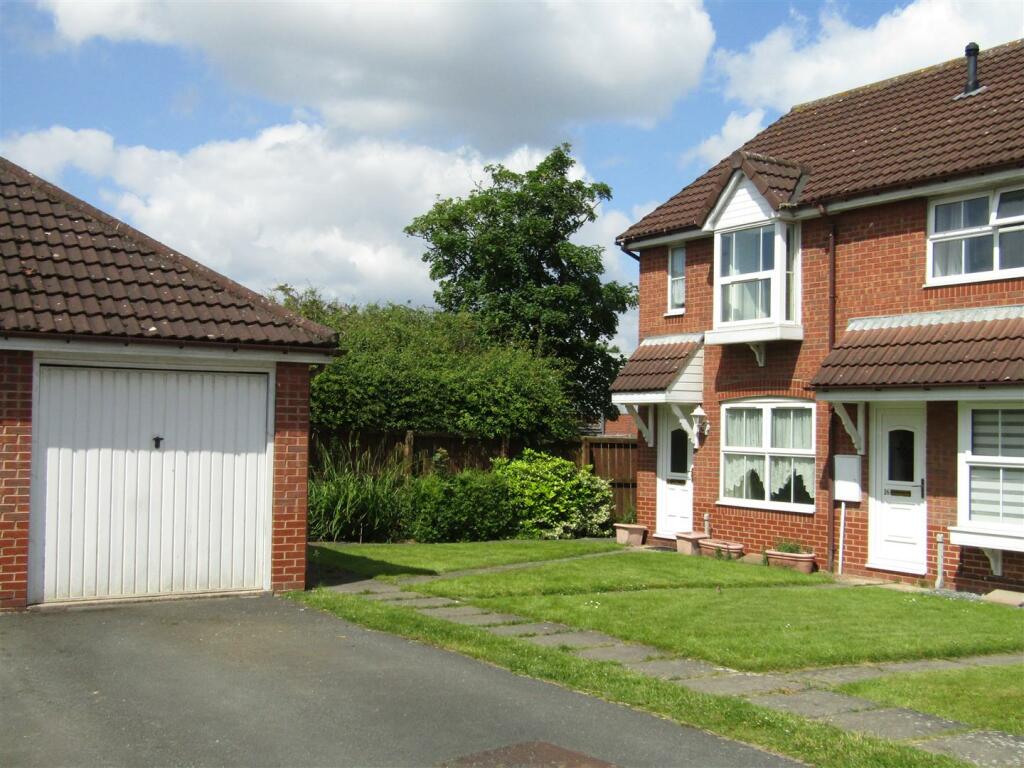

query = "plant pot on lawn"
[[765, 549, 816, 573], [614, 523, 647, 547], [675, 531, 709, 555], [698, 539, 744, 559]]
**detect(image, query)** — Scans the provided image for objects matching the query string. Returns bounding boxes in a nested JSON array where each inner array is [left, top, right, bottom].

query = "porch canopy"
[[810, 305, 1024, 453], [611, 333, 704, 446]]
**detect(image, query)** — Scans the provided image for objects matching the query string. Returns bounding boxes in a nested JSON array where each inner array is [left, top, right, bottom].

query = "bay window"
[[667, 245, 686, 313], [928, 187, 1024, 285], [720, 401, 815, 512]]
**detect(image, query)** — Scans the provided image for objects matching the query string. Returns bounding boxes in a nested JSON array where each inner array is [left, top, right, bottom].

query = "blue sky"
[[2, 1, 1021, 352]]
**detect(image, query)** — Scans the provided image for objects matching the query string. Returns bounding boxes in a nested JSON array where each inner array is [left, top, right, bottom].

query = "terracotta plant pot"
[[766, 549, 816, 573], [698, 539, 744, 559], [675, 531, 709, 555], [613, 523, 647, 547]]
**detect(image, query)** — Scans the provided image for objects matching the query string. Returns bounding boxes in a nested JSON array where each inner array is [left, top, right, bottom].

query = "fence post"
[[403, 430, 414, 475]]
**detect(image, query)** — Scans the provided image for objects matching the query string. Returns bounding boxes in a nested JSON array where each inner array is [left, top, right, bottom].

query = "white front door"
[[656, 406, 694, 536], [868, 404, 927, 574], [29, 365, 271, 604]]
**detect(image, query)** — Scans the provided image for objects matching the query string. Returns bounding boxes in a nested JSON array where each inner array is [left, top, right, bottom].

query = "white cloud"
[[716, 0, 1024, 112], [681, 109, 766, 166], [39, 0, 715, 148], [1, 123, 641, 355], [2, 123, 551, 307]]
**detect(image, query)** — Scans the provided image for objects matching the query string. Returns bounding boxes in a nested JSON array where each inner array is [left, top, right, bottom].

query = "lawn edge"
[[290, 589, 969, 768]]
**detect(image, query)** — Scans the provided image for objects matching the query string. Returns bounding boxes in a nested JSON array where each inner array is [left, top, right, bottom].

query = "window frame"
[[956, 401, 1024, 534], [666, 420, 692, 481], [665, 245, 686, 316], [712, 220, 801, 331], [926, 186, 1024, 287], [718, 399, 817, 514]]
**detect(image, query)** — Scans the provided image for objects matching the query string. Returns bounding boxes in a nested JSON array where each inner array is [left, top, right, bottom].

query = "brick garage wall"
[[633, 197, 1024, 587], [272, 362, 312, 592], [0, 350, 32, 610]]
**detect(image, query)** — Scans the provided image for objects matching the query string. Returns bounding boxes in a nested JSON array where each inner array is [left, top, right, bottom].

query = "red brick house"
[[0, 158, 336, 609], [611, 41, 1024, 591]]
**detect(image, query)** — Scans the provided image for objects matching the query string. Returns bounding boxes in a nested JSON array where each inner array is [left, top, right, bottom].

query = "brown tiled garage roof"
[[621, 40, 1024, 244], [612, 337, 702, 393], [811, 306, 1024, 389], [0, 157, 336, 351]]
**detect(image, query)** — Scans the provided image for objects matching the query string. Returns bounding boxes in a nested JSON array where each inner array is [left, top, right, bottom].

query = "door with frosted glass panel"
[[656, 407, 693, 536]]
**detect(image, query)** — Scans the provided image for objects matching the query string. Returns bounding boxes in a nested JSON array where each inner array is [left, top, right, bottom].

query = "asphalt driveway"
[[0, 595, 796, 767]]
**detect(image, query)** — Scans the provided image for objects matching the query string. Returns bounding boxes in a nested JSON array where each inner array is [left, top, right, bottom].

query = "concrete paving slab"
[[420, 604, 490, 618], [825, 708, 963, 741], [982, 589, 1024, 608], [623, 658, 722, 680], [747, 690, 878, 718], [957, 652, 1024, 667], [677, 673, 803, 697], [873, 659, 968, 675], [328, 580, 400, 594], [443, 613, 528, 627], [789, 665, 886, 686], [575, 644, 666, 663], [484, 622, 573, 637], [395, 596, 461, 609], [525, 631, 620, 649], [919, 730, 1024, 767], [361, 591, 424, 601]]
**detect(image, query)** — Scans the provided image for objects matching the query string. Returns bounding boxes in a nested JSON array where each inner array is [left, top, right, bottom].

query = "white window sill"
[[705, 323, 803, 345], [949, 525, 1024, 553], [664, 308, 686, 317], [924, 268, 1024, 288], [715, 498, 815, 515]]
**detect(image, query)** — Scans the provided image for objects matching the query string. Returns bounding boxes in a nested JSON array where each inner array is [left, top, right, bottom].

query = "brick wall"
[[633, 197, 1024, 589], [272, 362, 312, 592], [0, 350, 32, 610]]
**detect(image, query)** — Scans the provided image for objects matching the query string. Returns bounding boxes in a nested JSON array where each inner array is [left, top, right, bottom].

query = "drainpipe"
[[819, 207, 839, 573]]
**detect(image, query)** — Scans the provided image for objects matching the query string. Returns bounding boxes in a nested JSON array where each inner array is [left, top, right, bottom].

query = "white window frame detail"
[[710, 220, 803, 337], [953, 402, 1024, 550], [718, 399, 816, 514], [666, 245, 686, 316], [926, 186, 1024, 287]]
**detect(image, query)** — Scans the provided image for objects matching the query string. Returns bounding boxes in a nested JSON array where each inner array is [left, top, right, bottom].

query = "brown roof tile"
[[0, 157, 336, 351], [621, 40, 1024, 244], [811, 308, 1024, 389], [611, 339, 701, 393]]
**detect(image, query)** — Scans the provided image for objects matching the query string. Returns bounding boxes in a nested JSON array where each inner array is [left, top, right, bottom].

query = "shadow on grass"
[[306, 543, 436, 587]]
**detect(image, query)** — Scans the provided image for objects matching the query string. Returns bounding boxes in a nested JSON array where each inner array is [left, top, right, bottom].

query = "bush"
[[493, 449, 613, 539], [307, 442, 411, 543], [405, 470, 517, 543]]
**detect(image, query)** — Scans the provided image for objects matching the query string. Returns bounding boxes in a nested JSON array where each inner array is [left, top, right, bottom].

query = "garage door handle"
[[153, 436, 164, 449]]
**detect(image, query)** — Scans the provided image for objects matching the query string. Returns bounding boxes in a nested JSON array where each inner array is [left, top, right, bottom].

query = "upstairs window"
[[667, 246, 686, 313], [928, 187, 1024, 285]]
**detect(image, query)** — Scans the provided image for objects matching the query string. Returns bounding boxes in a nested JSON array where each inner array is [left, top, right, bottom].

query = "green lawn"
[[294, 590, 964, 768], [839, 664, 1024, 735], [470, 585, 1024, 671], [309, 539, 621, 580], [416, 549, 829, 598]]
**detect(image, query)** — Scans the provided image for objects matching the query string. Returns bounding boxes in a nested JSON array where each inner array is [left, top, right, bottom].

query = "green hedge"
[[307, 449, 613, 543]]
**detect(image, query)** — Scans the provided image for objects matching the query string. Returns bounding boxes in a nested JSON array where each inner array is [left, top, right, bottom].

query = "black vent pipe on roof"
[[964, 42, 980, 93]]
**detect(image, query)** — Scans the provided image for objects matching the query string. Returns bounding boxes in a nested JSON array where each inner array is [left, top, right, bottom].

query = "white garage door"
[[29, 365, 271, 604]]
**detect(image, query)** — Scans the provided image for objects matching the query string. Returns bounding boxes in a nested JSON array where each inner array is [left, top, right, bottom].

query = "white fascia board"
[[701, 171, 743, 232], [814, 386, 1024, 402], [0, 336, 334, 365], [612, 392, 701, 405], [623, 228, 712, 252]]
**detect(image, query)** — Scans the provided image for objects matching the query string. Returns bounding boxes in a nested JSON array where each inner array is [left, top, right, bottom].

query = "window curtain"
[[726, 408, 762, 448]]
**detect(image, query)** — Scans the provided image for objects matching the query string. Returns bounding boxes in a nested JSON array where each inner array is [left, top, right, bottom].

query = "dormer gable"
[[703, 151, 808, 232]]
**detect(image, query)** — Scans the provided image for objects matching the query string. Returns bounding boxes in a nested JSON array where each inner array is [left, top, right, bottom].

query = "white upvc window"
[[927, 186, 1024, 286], [712, 221, 801, 330], [957, 404, 1024, 532], [667, 245, 686, 314], [719, 400, 816, 513]]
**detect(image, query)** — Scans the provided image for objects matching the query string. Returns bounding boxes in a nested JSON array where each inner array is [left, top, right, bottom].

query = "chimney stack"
[[964, 42, 980, 94]]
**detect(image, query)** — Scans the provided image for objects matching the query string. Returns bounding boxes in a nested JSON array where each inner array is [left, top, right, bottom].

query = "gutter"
[[619, 242, 639, 261]]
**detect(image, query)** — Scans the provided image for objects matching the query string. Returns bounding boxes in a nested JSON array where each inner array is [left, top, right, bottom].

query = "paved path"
[[0, 595, 798, 768], [336, 577, 1024, 767]]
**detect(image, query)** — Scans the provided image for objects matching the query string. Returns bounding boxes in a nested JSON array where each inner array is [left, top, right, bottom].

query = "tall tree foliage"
[[405, 144, 637, 422], [272, 286, 578, 442]]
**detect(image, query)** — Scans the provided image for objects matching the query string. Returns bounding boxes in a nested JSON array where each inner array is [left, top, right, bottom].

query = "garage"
[[30, 365, 272, 603], [0, 156, 336, 609]]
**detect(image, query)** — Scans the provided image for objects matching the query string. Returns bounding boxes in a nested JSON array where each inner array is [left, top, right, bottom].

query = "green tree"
[[405, 144, 637, 422]]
